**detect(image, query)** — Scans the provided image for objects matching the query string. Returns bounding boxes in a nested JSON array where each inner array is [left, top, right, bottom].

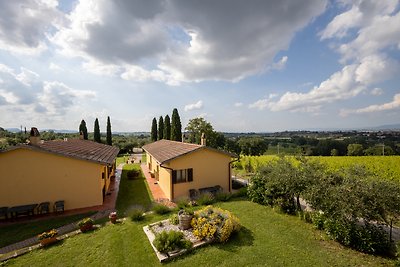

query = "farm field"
[[235, 155, 400, 181]]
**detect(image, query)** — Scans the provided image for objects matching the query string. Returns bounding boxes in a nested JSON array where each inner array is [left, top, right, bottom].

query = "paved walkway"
[[0, 164, 124, 257], [140, 164, 176, 208]]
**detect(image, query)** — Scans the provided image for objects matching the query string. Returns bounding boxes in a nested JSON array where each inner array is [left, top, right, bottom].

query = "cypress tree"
[[79, 119, 88, 140], [106, 116, 112, 145], [94, 118, 101, 143], [171, 108, 182, 141], [164, 115, 171, 140], [151, 117, 158, 142], [158, 116, 164, 140]]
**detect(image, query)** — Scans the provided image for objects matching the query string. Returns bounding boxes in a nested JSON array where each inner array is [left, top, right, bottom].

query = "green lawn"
[[115, 163, 153, 214], [4, 200, 395, 266], [0, 212, 94, 248]]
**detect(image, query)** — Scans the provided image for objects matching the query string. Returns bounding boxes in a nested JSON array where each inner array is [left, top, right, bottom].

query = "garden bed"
[[143, 219, 212, 262]]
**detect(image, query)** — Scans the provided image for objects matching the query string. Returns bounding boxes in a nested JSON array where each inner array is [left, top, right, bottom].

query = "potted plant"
[[38, 229, 58, 246], [77, 217, 94, 232], [178, 208, 194, 230], [109, 211, 117, 223]]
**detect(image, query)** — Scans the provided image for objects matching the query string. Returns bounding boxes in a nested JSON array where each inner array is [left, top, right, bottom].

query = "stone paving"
[[0, 163, 124, 259]]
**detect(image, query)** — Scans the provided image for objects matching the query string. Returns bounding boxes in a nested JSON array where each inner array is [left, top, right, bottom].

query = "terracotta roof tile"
[[142, 139, 235, 163], [3, 139, 120, 165]]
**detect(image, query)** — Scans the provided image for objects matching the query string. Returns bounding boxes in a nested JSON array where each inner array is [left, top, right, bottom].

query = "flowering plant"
[[78, 217, 94, 227], [38, 229, 58, 240]]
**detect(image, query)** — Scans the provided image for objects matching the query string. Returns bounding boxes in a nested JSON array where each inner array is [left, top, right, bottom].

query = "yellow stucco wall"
[[162, 148, 231, 200], [0, 148, 105, 211]]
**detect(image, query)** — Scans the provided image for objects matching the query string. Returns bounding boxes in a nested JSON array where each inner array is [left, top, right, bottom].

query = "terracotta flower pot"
[[40, 236, 58, 247], [80, 223, 93, 232], [109, 212, 117, 224]]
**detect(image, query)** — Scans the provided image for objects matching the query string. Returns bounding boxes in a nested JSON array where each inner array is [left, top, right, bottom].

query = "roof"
[[142, 139, 236, 164], [1, 139, 119, 166]]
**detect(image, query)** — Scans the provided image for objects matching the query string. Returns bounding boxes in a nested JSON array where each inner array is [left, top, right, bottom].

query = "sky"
[[0, 0, 399, 133]]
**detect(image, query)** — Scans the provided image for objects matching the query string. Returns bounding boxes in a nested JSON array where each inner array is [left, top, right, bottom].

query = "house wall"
[[164, 149, 231, 200], [0, 148, 104, 211], [146, 152, 172, 199]]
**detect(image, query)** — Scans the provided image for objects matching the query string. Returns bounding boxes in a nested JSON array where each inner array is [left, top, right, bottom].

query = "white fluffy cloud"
[[0, 0, 63, 55], [341, 94, 400, 116], [184, 100, 203, 111], [259, 0, 400, 114], [49, 0, 326, 84], [370, 88, 384, 96]]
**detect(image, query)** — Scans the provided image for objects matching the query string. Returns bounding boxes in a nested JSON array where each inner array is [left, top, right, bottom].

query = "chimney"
[[29, 127, 41, 145], [79, 131, 84, 140], [200, 133, 206, 146]]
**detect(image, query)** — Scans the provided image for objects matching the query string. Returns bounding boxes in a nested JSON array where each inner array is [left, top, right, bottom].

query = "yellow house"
[[0, 128, 119, 212], [143, 138, 237, 201]]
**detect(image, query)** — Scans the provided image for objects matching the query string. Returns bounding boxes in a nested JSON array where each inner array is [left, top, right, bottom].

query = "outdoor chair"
[[38, 202, 50, 214], [54, 200, 65, 213], [0, 207, 8, 220]]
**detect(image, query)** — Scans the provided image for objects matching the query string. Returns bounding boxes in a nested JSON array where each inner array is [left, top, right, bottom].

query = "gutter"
[[228, 156, 240, 193]]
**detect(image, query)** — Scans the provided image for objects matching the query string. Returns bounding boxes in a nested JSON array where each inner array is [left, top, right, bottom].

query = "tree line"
[[151, 108, 182, 142], [79, 116, 113, 145]]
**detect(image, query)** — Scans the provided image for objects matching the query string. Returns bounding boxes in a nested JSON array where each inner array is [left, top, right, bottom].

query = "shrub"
[[152, 230, 192, 253], [299, 211, 312, 224], [127, 206, 145, 221], [176, 197, 190, 209], [38, 229, 58, 240], [197, 192, 215, 206], [127, 169, 140, 179], [152, 203, 171, 215], [169, 213, 179, 225], [191, 206, 240, 243], [311, 212, 326, 230], [231, 187, 248, 198], [215, 192, 231, 202]]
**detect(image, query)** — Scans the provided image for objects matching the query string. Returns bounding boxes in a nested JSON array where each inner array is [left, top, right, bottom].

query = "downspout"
[[228, 156, 240, 193], [160, 163, 174, 200]]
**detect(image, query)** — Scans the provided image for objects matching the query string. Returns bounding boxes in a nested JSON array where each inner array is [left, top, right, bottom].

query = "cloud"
[[341, 94, 400, 116], [249, 93, 278, 110], [184, 100, 203, 111], [49, 63, 63, 71], [234, 102, 243, 107], [263, 1, 400, 113], [0, 0, 64, 55], [370, 88, 383, 96], [51, 0, 327, 84]]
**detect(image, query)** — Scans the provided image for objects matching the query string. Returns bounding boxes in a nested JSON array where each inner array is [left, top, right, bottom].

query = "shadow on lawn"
[[215, 226, 254, 252], [115, 165, 153, 215]]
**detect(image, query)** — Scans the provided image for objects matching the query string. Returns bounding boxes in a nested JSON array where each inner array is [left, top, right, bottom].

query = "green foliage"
[[171, 108, 182, 141], [127, 206, 145, 221], [169, 213, 179, 225], [231, 187, 248, 198], [176, 197, 190, 209], [79, 119, 88, 140], [37, 229, 58, 240], [238, 137, 268, 156], [151, 117, 157, 142], [158, 116, 164, 140], [94, 118, 101, 143], [106, 116, 112, 145], [191, 206, 241, 242], [347, 143, 363, 156], [152, 203, 171, 215], [215, 192, 232, 202], [77, 217, 94, 227], [196, 192, 215, 206], [152, 230, 192, 253], [164, 115, 171, 140]]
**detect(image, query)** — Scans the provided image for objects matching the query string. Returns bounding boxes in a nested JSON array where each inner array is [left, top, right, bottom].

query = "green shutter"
[[172, 170, 177, 184], [188, 168, 193, 182]]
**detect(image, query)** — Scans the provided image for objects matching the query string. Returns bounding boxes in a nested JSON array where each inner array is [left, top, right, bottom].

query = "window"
[[172, 168, 193, 184]]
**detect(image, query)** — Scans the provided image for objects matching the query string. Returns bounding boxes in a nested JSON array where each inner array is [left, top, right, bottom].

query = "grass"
[[4, 200, 396, 266], [141, 153, 146, 163], [115, 163, 153, 214], [0, 212, 94, 248]]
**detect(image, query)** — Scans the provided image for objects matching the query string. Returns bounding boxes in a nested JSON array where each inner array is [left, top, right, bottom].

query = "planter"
[[80, 223, 94, 232], [178, 211, 193, 230], [40, 236, 58, 247]]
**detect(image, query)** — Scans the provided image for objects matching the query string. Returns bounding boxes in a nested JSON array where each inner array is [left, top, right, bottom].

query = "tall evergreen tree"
[[79, 119, 88, 140], [171, 108, 182, 141], [151, 117, 158, 142], [158, 116, 164, 140], [164, 115, 171, 140], [94, 118, 101, 143], [106, 116, 112, 145]]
